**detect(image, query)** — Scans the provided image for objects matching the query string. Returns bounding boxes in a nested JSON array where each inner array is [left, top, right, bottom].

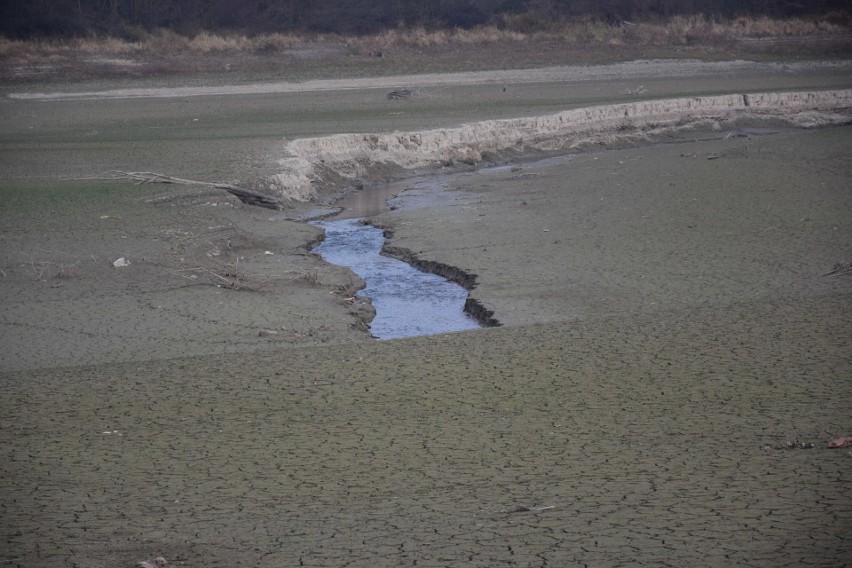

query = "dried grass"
[[140, 29, 323, 55], [71, 35, 139, 54], [558, 20, 625, 45], [0, 34, 141, 64], [29, 258, 80, 280], [0, 29, 310, 63], [728, 15, 843, 37], [185, 31, 315, 53], [290, 269, 325, 286], [349, 26, 526, 52], [0, 15, 848, 64], [633, 14, 847, 46], [507, 13, 849, 47]]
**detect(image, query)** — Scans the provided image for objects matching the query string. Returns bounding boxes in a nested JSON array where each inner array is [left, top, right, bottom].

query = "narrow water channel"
[[313, 218, 480, 340], [310, 127, 796, 339]]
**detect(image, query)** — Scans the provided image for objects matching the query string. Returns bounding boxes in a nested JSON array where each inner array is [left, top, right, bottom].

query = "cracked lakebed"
[[2, 79, 851, 567]]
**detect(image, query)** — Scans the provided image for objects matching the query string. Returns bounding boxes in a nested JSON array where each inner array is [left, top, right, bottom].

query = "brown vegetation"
[[1, 15, 849, 68], [4, 0, 850, 38]]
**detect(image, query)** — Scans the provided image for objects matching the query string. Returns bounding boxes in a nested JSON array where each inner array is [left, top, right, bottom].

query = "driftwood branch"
[[387, 88, 413, 100], [821, 260, 852, 277], [108, 171, 284, 210]]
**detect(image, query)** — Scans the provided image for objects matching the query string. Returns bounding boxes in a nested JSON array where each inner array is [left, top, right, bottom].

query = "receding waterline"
[[312, 218, 480, 340]]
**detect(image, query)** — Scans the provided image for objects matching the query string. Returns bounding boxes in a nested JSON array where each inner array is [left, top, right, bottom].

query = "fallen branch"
[[161, 264, 257, 291], [387, 88, 413, 100], [108, 171, 284, 210], [623, 85, 647, 96], [821, 260, 852, 277], [144, 188, 223, 204], [504, 505, 555, 514]]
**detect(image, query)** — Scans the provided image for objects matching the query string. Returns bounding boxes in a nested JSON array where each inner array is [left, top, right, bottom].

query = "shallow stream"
[[310, 126, 792, 340], [312, 218, 479, 340]]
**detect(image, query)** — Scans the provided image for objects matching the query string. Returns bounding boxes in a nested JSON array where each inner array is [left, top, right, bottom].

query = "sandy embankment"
[[271, 89, 852, 200]]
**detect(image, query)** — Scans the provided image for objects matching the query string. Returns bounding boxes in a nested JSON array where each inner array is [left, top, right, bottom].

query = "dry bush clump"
[[502, 13, 849, 47], [728, 15, 844, 37], [0, 34, 142, 64], [131, 29, 325, 55], [0, 37, 42, 64], [71, 35, 140, 54], [352, 15, 849, 52], [160, 256, 256, 291], [0, 29, 314, 63], [557, 20, 626, 45], [637, 14, 847, 46], [350, 25, 526, 52], [250, 32, 312, 51], [29, 259, 81, 280], [291, 268, 325, 286], [185, 31, 246, 54], [454, 26, 526, 43], [185, 31, 310, 54], [0, 251, 86, 281], [140, 28, 190, 54]]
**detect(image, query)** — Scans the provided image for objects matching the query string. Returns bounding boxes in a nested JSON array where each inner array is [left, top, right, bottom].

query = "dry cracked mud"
[[1, 58, 851, 567]]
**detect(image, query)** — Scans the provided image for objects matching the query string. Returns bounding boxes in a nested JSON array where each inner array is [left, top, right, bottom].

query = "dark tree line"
[[2, 0, 849, 38]]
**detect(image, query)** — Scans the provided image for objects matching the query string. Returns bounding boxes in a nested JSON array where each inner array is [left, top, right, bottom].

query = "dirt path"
[[7, 58, 852, 100]]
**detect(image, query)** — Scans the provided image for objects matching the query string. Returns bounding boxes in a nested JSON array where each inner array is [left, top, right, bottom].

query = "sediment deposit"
[[272, 89, 852, 200]]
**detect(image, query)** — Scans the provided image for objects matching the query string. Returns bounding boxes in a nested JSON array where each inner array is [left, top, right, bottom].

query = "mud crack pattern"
[[1, 295, 850, 567]]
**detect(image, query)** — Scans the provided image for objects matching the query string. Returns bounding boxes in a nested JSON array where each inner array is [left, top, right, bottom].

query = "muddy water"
[[313, 218, 479, 339]]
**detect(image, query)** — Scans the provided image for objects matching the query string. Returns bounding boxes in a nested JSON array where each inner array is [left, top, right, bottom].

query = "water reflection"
[[313, 218, 480, 340]]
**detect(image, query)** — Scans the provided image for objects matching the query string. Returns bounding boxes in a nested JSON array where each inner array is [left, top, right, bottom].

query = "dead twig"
[[160, 264, 251, 291], [144, 189, 224, 204], [287, 268, 326, 286], [106, 171, 284, 210], [387, 88, 413, 100], [504, 505, 555, 514], [27, 254, 79, 280], [821, 260, 852, 277], [623, 85, 647, 96]]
